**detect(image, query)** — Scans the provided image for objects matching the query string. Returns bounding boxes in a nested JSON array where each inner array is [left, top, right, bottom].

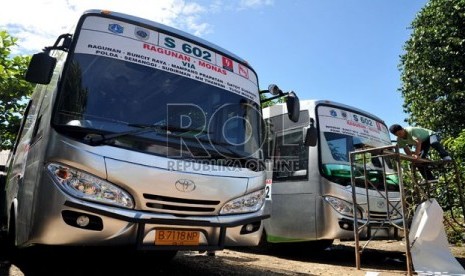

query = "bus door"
[[266, 113, 317, 240]]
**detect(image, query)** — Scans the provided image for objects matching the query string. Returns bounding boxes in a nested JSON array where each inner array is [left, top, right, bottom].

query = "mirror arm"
[[310, 118, 315, 127], [43, 33, 73, 54]]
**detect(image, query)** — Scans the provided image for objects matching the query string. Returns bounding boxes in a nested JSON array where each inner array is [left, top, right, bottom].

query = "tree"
[[399, 0, 465, 138], [399, 0, 465, 244], [0, 30, 33, 150]]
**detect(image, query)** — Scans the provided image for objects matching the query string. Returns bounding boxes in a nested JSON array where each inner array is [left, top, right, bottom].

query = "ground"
[[1, 239, 464, 275]]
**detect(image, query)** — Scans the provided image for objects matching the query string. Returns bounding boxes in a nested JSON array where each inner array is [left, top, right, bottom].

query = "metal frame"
[[349, 145, 413, 275], [350, 145, 464, 275]]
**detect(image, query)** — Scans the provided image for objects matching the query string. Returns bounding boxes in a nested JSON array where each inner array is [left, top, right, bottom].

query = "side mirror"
[[304, 118, 318, 147], [286, 92, 300, 122], [25, 52, 57, 84]]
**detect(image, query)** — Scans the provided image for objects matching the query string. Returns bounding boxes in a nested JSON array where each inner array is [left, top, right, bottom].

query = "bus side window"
[[273, 129, 308, 180], [371, 156, 382, 168], [298, 141, 308, 170]]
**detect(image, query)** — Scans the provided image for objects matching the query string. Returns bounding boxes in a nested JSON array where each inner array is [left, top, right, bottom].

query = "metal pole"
[[395, 147, 413, 275], [349, 151, 361, 270]]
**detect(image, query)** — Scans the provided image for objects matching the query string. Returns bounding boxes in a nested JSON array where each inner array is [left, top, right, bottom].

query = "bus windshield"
[[317, 105, 398, 189], [52, 15, 261, 161]]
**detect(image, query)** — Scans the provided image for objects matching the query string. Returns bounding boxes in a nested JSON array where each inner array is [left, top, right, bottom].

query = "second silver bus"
[[262, 100, 403, 248]]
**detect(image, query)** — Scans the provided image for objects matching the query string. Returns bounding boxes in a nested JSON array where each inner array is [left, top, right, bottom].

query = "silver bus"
[[0, 9, 299, 256], [262, 100, 402, 249]]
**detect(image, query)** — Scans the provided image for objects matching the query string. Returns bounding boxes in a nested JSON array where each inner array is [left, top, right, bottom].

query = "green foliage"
[[399, 0, 465, 243], [443, 130, 465, 245], [444, 129, 465, 161], [0, 30, 33, 150], [399, 0, 465, 138], [260, 93, 285, 109], [401, 158, 465, 244]]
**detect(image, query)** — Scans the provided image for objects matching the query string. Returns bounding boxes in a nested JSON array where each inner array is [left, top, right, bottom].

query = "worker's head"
[[389, 124, 405, 138]]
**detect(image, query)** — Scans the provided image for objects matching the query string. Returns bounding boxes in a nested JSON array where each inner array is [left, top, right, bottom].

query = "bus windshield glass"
[[317, 105, 398, 189], [53, 15, 261, 160]]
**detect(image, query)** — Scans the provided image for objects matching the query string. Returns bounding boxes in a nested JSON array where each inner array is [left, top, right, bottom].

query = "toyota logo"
[[175, 179, 196, 192], [376, 200, 386, 209]]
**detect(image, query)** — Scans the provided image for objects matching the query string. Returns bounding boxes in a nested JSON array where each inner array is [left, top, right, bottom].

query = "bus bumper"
[[29, 199, 268, 251]]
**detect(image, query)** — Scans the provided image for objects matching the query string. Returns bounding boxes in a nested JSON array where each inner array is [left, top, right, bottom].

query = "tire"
[[257, 229, 273, 251], [0, 208, 18, 259], [264, 239, 335, 255], [308, 239, 334, 250], [0, 173, 7, 237]]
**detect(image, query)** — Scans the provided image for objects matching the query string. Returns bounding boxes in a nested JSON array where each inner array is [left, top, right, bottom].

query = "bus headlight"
[[47, 163, 134, 209], [220, 189, 266, 215], [324, 196, 362, 219]]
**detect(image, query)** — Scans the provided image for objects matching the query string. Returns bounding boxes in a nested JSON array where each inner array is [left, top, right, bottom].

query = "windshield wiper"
[[83, 123, 210, 146], [164, 125, 210, 136], [130, 123, 210, 135], [84, 124, 165, 146]]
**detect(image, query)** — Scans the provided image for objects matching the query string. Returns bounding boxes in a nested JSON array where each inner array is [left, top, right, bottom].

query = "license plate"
[[370, 227, 390, 238], [155, 229, 200, 246]]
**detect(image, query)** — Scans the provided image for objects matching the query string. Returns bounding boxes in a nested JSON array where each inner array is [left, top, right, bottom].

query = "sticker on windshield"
[[75, 16, 259, 104], [318, 106, 391, 147]]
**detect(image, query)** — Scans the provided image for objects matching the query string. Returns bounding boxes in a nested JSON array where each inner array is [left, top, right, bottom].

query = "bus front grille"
[[368, 210, 403, 221], [142, 193, 220, 214]]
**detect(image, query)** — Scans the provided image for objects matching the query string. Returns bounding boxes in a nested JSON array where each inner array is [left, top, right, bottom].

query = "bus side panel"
[[265, 191, 317, 242], [16, 138, 45, 245], [309, 144, 331, 240], [266, 162, 320, 242], [14, 87, 50, 246], [310, 138, 354, 241], [11, 48, 66, 246]]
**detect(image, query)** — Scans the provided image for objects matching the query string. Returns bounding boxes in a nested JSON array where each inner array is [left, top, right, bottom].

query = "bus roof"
[[263, 99, 386, 124]]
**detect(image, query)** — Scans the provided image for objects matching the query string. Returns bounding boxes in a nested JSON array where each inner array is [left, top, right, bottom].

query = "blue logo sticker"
[[108, 24, 124, 34], [135, 27, 149, 40], [330, 110, 337, 117]]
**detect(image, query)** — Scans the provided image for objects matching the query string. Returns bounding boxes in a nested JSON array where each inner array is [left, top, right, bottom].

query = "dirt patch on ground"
[[1, 239, 464, 275], [212, 239, 465, 275]]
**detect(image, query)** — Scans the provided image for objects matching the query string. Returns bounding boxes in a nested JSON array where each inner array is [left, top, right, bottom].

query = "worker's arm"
[[412, 138, 422, 158], [403, 146, 412, 156]]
